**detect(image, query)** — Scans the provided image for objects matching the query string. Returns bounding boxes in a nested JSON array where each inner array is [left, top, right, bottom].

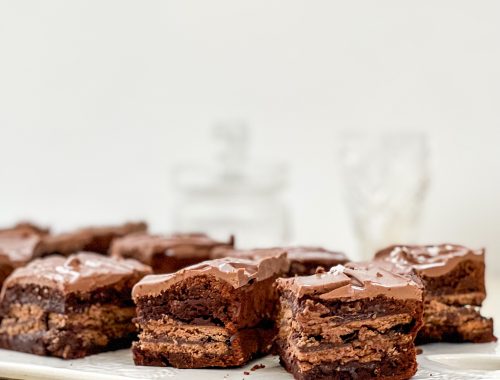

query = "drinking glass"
[[338, 131, 430, 260]]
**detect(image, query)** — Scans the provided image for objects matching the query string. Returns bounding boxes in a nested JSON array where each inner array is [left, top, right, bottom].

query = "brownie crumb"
[[416, 347, 423, 355], [315, 266, 326, 275], [243, 371, 250, 375], [251, 364, 265, 371]]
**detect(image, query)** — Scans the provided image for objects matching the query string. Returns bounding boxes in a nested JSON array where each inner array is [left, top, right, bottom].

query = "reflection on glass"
[[338, 131, 430, 260]]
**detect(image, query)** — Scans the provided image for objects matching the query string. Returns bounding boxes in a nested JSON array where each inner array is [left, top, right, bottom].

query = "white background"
[[1, 1, 499, 272]]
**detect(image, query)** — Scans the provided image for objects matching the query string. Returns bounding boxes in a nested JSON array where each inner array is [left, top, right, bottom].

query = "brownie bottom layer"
[[133, 323, 275, 368], [417, 299, 496, 344], [0, 303, 137, 359], [279, 342, 417, 380]]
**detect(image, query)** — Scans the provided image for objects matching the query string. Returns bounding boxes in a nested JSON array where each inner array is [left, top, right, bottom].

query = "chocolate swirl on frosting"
[[278, 264, 423, 301], [374, 244, 484, 277]]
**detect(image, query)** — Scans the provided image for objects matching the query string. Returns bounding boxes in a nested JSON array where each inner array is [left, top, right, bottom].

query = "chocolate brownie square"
[[0, 252, 151, 359], [34, 221, 147, 257], [211, 246, 347, 277], [132, 255, 289, 368], [0, 228, 45, 288], [275, 264, 424, 380], [111, 232, 234, 273], [285, 246, 348, 276], [375, 244, 496, 344]]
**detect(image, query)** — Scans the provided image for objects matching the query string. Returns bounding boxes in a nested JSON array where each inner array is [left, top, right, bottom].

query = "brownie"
[[0, 228, 46, 288], [275, 264, 424, 380], [34, 221, 147, 257], [111, 232, 234, 274], [375, 244, 496, 344], [132, 255, 289, 368], [285, 246, 348, 276], [211, 246, 347, 277], [0, 222, 49, 236], [0, 252, 151, 359]]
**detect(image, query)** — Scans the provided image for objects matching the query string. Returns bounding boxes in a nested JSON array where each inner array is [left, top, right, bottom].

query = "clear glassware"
[[338, 131, 430, 260], [172, 121, 290, 247]]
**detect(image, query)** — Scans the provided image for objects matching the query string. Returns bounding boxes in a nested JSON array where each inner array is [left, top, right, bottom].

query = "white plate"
[[0, 343, 499, 380]]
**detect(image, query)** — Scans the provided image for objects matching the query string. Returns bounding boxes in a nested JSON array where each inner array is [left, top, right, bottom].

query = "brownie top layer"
[[210, 247, 287, 261], [111, 232, 234, 263], [374, 244, 484, 277], [132, 255, 288, 299], [2, 252, 151, 293], [277, 264, 423, 301], [285, 246, 348, 264], [36, 221, 147, 255], [0, 222, 49, 236], [0, 231, 42, 267]]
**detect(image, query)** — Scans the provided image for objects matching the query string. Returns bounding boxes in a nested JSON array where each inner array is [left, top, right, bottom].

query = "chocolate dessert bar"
[[285, 246, 348, 276], [0, 228, 46, 288], [275, 264, 424, 380], [35, 221, 147, 257], [111, 232, 234, 273], [211, 246, 347, 276], [132, 256, 289, 368], [375, 244, 495, 344], [0, 252, 151, 359]]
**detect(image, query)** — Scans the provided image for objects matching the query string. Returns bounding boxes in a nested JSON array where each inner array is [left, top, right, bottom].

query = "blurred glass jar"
[[172, 122, 290, 247], [338, 130, 430, 260]]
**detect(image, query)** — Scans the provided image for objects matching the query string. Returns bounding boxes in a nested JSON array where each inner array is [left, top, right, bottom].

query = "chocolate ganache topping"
[[278, 263, 423, 301], [112, 232, 234, 263], [132, 255, 288, 299], [285, 246, 347, 263], [0, 231, 42, 267], [374, 244, 484, 277], [2, 252, 151, 295]]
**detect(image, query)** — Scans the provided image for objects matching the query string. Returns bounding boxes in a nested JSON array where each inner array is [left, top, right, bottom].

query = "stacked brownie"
[[375, 244, 495, 344], [275, 264, 424, 380], [211, 246, 347, 276], [0, 252, 151, 358], [34, 221, 147, 257], [132, 255, 289, 368], [111, 232, 234, 273]]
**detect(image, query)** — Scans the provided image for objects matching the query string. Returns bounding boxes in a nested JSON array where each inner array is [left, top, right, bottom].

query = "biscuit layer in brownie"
[[111, 232, 234, 273], [0, 252, 151, 359], [132, 255, 288, 368], [375, 244, 495, 344], [275, 264, 424, 380]]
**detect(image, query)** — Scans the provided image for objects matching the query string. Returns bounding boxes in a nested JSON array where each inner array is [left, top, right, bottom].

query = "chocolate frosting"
[[278, 263, 423, 301], [132, 255, 288, 299], [0, 231, 42, 267], [285, 246, 348, 264], [111, 232, 234, 264], [374, 244, 484, 277], [36, 221, 147, 256], [2, 252, 151, 294]]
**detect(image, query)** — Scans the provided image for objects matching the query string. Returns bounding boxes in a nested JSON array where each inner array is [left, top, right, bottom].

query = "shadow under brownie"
[[375, 243, 495, 344], [132, 255, 289, 368], [0, 252, 151, 359], [275, 264, 424, 380]]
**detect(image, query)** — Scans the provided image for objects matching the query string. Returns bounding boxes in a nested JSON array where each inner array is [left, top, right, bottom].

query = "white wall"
[[1, 1, 499, 272]]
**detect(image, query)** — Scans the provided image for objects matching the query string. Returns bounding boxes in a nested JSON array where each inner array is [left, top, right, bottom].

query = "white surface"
[[1, 343, 500, 380], [0, 1, 500, 272]]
